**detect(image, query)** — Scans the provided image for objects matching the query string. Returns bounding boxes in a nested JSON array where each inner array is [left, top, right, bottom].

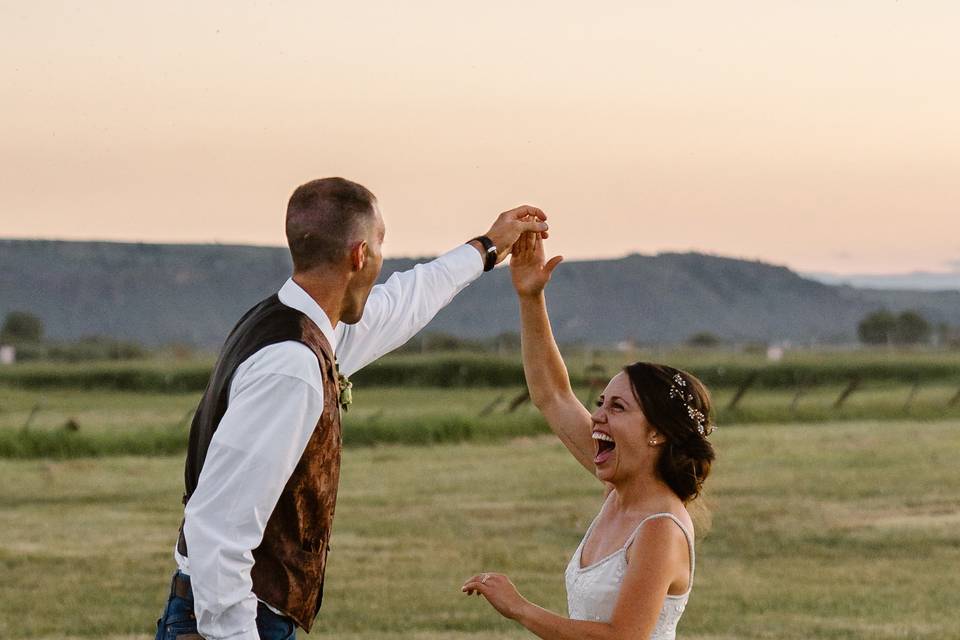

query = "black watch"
[[469, 236, 498, 272]]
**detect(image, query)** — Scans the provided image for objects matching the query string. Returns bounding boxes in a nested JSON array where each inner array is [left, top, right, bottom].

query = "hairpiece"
[[669, 373, 715, 436]]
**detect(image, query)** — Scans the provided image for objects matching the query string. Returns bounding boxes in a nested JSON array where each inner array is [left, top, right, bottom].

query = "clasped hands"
[[476, 205, 563, 297]]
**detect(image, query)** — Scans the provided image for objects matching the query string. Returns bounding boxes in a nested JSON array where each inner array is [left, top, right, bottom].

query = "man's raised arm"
[[335, 206, 548, 376]]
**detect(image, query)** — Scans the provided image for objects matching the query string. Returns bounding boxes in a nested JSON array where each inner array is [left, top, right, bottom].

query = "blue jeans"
[[155, 572, 297, 640]]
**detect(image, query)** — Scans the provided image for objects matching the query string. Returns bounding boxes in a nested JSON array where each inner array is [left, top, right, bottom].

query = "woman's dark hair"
[[623, 362, 715, 503]]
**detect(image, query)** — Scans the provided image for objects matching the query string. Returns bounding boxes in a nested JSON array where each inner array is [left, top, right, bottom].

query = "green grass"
[[0, 388, 197, 458], [1, 348, 958, 392], [0, 388, 198, 432], [2, 383, 960, 458], [0, 359, 213, 392], [0, 420, 958, 639]]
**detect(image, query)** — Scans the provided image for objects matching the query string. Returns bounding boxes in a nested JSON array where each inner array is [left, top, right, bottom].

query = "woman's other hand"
[[510, 230, 563, 298], [461, 572, 529, 620]]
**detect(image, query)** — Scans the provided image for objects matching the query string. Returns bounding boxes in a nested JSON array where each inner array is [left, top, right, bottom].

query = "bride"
[[462, 231, 716, 639]]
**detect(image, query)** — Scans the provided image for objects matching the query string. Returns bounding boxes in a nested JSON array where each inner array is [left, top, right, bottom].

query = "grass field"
[[2, 347, 957, 457], [3, 383, 958, 438], [2, 380, 959, 458], [1, 419, 958, 639], [3, 348, 960, 393]]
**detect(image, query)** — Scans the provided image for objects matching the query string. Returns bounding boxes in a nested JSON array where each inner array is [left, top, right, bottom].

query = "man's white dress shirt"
[[176, 244, 483, 640]]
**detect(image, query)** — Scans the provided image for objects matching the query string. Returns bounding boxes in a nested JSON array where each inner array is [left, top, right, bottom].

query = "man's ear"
[[349, 241, 368, 272]]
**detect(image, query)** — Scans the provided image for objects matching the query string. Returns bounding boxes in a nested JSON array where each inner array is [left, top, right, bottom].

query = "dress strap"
[[623, 513, 695, 587]]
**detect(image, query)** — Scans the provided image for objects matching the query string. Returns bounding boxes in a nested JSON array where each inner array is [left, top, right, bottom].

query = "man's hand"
[[472, 206, 549, 265], [510, 230, 563, 298]]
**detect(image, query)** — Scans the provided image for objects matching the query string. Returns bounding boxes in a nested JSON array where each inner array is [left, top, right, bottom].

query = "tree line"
[[1, 311, 146, 362], [857, 310, 937, 346], [2, 307, 956, 363]]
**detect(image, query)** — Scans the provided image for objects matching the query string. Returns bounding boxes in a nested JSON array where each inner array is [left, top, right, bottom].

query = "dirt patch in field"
[[835, 502, 960, 529]]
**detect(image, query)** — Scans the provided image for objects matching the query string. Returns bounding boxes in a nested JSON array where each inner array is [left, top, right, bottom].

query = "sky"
[[1, 1, 958, 274]]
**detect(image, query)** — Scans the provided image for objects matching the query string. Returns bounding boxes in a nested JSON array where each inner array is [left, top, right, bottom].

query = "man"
[[154, 177, 548, 640]]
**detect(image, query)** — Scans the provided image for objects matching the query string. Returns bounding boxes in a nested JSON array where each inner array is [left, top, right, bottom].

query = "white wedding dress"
[[565, 511, 695, 639]]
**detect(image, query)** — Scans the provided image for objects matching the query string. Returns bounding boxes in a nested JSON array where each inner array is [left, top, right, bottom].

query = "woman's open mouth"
[[592, 430, 616, 465]]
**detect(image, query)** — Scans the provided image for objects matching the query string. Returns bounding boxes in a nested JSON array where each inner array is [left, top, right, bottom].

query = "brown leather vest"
[[178, 294, 342, 631]]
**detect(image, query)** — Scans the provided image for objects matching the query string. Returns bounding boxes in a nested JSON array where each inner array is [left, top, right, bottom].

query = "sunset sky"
[[1, 1, 958, 274]]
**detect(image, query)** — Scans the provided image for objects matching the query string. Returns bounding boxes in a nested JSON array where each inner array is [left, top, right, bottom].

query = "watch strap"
[[469, 236, 498, 272]]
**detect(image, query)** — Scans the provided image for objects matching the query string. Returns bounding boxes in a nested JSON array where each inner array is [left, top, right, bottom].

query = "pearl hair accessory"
[[668, 373, 714, 436]]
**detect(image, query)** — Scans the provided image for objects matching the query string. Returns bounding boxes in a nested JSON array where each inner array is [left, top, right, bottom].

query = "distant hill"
[[2, 239, 959, 348]]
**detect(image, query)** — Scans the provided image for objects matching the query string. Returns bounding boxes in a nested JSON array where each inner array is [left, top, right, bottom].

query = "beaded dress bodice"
[[564, 511, 695, 639]]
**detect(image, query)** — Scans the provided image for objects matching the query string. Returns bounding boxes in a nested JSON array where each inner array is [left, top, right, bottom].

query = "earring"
[[648, 438, 658, 446]]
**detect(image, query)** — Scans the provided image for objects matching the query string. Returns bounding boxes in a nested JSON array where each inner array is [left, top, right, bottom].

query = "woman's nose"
[[591, 407, 607, 424]]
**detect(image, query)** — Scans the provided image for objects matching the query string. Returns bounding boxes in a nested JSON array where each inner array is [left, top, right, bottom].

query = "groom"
[[154, 177, 549, 640]]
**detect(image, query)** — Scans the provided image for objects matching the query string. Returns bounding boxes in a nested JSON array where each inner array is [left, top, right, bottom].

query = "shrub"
[[893, 311, 931, 345], [859, 309, 931, 346], [687, 332, 722, 348], [1, 311, 44, 343]]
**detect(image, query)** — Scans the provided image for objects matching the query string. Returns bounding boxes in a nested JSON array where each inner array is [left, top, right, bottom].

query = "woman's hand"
[[510, 230, 563, 298], [461, 572, 529, 620]]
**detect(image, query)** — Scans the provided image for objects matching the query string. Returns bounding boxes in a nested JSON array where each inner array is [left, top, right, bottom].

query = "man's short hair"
[[285, 177, 377, 272]]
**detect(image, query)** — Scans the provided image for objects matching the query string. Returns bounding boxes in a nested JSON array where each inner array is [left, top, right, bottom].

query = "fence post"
[[583, 363, 608, 408], [902, 379, 921, 413], [726, 372, 759, 411], [948, 387, 960, 408], [505, 389, 531, 413], [22, 402, 42, 432], [479, 393, 505, 417], [790, 384, 806, 413], [833, 376, 861, 409]]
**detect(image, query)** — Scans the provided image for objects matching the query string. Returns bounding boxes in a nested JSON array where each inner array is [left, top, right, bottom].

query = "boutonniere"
[[337, 371, 353, 412]]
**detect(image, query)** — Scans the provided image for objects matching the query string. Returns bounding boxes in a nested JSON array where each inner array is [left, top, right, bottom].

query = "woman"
[[462, 231, 716, 639]]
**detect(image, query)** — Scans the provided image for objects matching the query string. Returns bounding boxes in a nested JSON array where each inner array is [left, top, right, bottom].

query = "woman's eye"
[[612, 403, 624, 411], [595, 400, 603, 408]]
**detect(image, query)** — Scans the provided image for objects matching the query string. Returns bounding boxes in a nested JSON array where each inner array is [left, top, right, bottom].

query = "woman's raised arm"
[[511, 232, 597, 475]]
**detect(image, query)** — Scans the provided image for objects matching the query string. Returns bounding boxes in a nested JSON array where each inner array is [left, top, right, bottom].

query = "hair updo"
[[623, 362, 716, 503]]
